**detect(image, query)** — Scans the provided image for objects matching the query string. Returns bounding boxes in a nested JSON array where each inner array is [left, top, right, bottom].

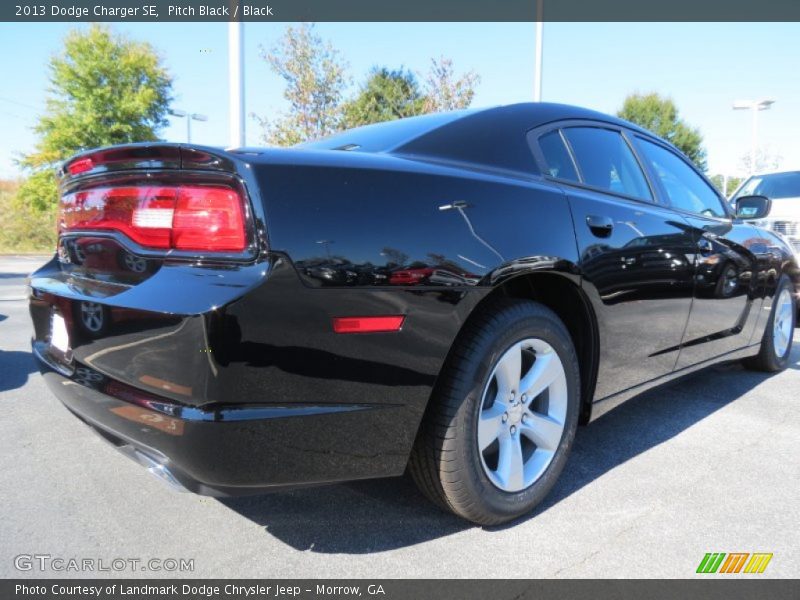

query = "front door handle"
[[586, 215, 614, 238]]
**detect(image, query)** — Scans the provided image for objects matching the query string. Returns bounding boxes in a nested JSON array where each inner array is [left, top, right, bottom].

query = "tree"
[[18, 25, 173, 212], [341, 59, 479, 130], [380, 247, 408, 268], [739, 148, 782, 176], [617, 92, 707, 171], [23, 25, 172, 170], [342, 67, 426, 129], [423, 57, 480, 112], [257, 23, 349, 146], [709, 174, 743, 198]]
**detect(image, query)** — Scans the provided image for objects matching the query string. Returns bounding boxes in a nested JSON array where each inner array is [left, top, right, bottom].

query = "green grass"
[[0, 179, 57, 254]]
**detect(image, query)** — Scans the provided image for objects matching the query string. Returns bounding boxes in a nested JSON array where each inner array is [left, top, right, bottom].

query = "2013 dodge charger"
[[29, 103, 798, 525]]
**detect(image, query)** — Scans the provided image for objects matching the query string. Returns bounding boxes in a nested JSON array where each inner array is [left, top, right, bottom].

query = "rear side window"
[[562, 127, 653, 201], [539, 130, 579, 182], [636, 138, 726, 218]]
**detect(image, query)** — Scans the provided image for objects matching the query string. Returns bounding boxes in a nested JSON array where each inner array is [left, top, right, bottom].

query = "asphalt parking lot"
[[0, 254, 798, 579]]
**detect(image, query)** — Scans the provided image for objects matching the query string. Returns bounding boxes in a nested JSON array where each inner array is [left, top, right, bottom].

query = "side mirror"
[[735, 195, 771, 220]]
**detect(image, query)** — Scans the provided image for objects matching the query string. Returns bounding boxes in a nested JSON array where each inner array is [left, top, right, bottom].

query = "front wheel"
[[744, 275, 796, 372], [409, 299, 580, 525]]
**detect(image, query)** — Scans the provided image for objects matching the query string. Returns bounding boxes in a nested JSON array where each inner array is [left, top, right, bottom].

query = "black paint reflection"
[[673, 216, 762, 369], [59, 236, 159, 285], [296, 252, 479, 288], [580, 226, 696, 305]]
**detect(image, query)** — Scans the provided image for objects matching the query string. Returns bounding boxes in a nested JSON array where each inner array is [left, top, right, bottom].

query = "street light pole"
[[228, 19, 245, 148], [533, 0, 544, 102], [733, 99, 775, 174], [750, 105, 758, 174], [169, 109, 208, 143]]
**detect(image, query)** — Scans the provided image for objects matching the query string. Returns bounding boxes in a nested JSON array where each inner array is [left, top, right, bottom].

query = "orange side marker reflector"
[[332, 315, 405, 334]]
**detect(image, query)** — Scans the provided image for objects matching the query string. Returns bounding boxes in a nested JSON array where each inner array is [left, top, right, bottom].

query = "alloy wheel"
[[477, 338, 568, 493], [773, 288, 794, 358]]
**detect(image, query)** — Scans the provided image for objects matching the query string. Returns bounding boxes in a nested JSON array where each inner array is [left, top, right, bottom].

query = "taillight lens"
[[67, 157, 94, 175], [58, 185, 247, 253]]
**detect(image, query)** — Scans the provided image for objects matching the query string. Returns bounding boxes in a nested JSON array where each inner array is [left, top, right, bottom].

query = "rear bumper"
[[28, 251, 482, 494], [33, 343, 406, 495]]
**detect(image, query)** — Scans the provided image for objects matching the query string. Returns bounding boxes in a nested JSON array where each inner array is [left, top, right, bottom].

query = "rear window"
[[538, 130, 579, 182], [562, 127, 653, 201]]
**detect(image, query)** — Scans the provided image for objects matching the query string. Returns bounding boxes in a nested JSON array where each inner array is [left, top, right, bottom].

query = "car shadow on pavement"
[[221, 342, 800, 553], [221, 474, 469, 553], [0, 349, 37, 392]]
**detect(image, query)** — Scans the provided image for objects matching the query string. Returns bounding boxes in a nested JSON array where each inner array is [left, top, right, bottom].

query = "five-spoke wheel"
[[477, 338, 567, 492], [409, 298, 580, 525]]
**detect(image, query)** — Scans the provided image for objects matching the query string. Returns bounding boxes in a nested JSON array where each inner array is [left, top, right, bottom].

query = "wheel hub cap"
[[773, 288, 794, 358], [477, 338, 568, 493]]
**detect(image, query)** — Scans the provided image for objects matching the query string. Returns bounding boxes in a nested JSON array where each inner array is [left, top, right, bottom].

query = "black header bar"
[[3, 0, 800, 22]]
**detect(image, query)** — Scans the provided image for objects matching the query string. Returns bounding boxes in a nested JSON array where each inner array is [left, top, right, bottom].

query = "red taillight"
[[332, 315, 405, 334], [59, 185, 247, 253], [67, 157, 94, 175]]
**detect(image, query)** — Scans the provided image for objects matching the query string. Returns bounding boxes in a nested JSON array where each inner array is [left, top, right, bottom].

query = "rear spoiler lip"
[[58, 143, 241, 186]]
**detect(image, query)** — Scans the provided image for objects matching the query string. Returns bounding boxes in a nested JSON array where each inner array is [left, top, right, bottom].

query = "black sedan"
[[29, 103, 798, 525]]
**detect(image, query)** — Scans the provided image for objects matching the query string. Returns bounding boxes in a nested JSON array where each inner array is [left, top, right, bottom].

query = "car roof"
[[281, 103, 669, 178], [391, 102, 659, 176]]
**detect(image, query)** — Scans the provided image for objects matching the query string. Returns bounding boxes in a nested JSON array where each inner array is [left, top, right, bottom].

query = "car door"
[[530, 124, 696, 399], [632, 135, 762, 368]]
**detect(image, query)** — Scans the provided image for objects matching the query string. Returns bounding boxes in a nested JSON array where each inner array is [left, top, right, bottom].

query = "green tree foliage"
[[23, 24, 173, 170], [257, 23, 349, 146], [0, 179, 56, 252], [256, 25, 480, 143], [11, 25, 172, 250], [422, 57, 479, 112], [617, 92, 707, 171], [342, 67, 426, 129], [709, 174, 743, 198], [341, 60, 480, 130]]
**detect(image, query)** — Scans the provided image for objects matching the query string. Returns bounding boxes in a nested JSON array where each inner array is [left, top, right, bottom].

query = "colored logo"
[[696, 552, 773, 574]]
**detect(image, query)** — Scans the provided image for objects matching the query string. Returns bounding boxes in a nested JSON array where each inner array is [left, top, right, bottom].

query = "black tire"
[[408, 298, 580, 525], [743, 275, 796, 372]]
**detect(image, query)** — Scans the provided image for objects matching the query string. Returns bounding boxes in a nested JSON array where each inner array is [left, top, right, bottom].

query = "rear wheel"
[[744, 276, 796, 372], [409, 299, 580, 525]]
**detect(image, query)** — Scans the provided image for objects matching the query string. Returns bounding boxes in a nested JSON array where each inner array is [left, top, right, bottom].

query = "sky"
[[0, 21, 798, 180]]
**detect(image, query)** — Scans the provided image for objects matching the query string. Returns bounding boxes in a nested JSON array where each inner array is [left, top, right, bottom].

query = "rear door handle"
[[586, 215, 614, 237]]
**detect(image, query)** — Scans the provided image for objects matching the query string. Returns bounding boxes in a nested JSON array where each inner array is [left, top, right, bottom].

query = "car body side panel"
[[744, 225, 800, 345], [674, 217, 763, 368], [564, 188, 696, 399], [252, 152, 580, 287]]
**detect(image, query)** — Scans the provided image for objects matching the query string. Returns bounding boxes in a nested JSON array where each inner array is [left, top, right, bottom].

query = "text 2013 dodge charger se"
[[29, 103, 798, 524]]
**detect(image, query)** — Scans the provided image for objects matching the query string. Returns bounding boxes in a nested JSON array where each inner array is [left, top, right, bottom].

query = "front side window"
[[562, 127, 652, 201], [637, 138, 727, 218]]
